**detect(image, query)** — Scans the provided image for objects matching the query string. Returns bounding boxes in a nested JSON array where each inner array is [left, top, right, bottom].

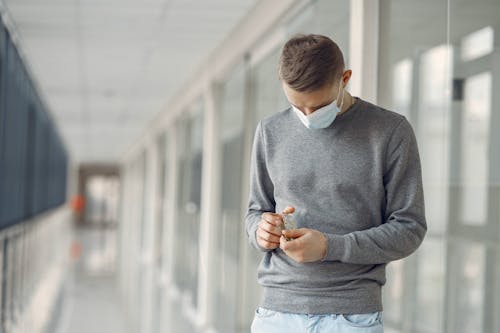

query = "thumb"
[[282, 228, 307, 238]]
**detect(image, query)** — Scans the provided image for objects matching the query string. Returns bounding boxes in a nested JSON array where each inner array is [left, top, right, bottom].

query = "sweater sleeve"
[[321, 117, 427, 264], [244, 120, 276, 253]]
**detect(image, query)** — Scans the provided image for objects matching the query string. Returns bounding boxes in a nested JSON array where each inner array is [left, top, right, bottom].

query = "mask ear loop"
[[337, 76, 345, 111]]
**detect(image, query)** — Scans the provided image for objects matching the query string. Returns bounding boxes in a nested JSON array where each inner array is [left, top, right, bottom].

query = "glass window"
[[84, 175, 120, 225], [378, 5, 500, 331], [285, 0, 350, 66], [460, 26, 494, 62], [448, 2, 500, 331], [417, 44, 452, 236], [448, 241, 486, 333], [174, 118, 189, 292], [174, 99, 204, 310], [413, 238, 446, 333], [155, 133, 168, 269], [214, 62, 246, 333], [378, 3, 449, 332], [382, 259, 405, 326], [459, 72, 491, 226], [252, 47, 289, 123], [136, 151, 147, 323], [138, 151, 147, 253], [152, 132, 168, 333], [392, 59, 413, 120]]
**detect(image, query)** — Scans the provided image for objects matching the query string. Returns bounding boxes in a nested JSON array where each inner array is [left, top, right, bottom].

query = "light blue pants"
[[251, 306, 384, 333]]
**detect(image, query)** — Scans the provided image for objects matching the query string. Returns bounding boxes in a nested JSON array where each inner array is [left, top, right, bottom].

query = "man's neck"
[[339, 91, 355, 115]]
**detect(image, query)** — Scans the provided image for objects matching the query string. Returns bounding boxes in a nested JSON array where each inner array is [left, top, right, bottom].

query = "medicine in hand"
[[281, 212, 297, 241]]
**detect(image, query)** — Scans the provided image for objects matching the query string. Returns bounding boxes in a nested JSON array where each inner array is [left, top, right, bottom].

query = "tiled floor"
[[53, 226, 200, 333], [54, 227, 130, 333], [55, 271, 129, 333]]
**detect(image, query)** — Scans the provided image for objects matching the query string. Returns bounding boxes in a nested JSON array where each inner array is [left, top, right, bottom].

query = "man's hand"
[[280, 228, 327, 263], [256, 206, 295, 250]]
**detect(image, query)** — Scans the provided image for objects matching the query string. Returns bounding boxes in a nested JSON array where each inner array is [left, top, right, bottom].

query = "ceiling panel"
[[3, 0, 257, 163]]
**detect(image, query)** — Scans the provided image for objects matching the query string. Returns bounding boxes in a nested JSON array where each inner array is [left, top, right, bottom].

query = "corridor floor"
[[54, 227, 130, 333]]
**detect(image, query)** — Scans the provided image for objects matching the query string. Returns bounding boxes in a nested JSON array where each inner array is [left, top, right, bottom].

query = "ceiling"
[[2, 0, 257, 163]]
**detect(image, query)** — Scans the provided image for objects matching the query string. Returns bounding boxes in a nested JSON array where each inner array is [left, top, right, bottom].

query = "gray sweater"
[[244, 97, 427, 315]]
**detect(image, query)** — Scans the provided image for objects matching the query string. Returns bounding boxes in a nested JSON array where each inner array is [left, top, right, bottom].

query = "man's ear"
[[342, 69, 352, 87]]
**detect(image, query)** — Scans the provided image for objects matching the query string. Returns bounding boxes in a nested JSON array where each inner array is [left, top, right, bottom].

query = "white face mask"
[[292, 78, 345, 129]]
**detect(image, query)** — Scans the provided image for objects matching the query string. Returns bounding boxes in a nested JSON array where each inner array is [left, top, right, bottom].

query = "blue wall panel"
[[0, 18, 68, 229]]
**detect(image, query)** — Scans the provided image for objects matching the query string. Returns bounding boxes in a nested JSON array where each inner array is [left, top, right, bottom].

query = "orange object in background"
[[70, 195, 85, 213]]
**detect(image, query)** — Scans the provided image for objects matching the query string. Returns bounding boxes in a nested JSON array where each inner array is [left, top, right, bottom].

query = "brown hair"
[[278, 34, 345, 92]]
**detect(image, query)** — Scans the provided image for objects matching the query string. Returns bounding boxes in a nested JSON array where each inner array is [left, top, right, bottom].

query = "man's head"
[[278, 34, 352, 116]]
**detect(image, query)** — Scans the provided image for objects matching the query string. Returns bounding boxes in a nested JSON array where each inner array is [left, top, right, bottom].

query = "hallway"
[[1, 1, 500, 332], [56, 272, 129, 333], [55, 228, 129, 333]]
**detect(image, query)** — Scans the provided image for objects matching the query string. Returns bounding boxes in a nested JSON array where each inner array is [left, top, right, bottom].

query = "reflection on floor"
[[55, 271, 129, 333], [54, 226, 129, 333]]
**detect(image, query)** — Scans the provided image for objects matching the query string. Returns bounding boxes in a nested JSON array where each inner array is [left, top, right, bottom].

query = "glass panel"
[[174, 100, 204, 309], [174, 119, 189, 291], [155, 133, 168, 268], [378, 3, 453, 330], [418, 44, 452, 236], [152, 132, 168, 333], [252, 47, 289, 122], [448, 241, 486, 333], [382, 259, 405, 324], [448, 2, 500, 331], [385, 329, 401, 333], [214, 63, 246, 333], [413, 238, 446, 333], [459, 72, 491, 226], [392, 59, 413, 120], [84, 175, 120, 225], [460, 26, 494, 62], [285, 0, 350, 66], [139, 152, 147, 252], [378, 0, 450, 236]]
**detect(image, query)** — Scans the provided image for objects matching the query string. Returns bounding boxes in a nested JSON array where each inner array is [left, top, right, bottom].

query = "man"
[[245, 34, 427, 332]]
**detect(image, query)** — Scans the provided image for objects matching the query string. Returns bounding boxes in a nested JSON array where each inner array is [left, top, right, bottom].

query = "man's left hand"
[[280, 228, 327, 263]]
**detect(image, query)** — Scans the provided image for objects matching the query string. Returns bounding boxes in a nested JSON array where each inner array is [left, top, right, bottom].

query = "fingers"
[[280, 234, 299, 252], [262, 212, 284, 228], [259, 218, 283, 237], [280, 228, 308, 252], [280, 235, 301, 251], [256, 227, 280, 249], [257, 222, 281, 242], [281, 228, 306, 238], [279, 235, 288, 248], [281, 206, 295, 214], [257, 209, 296, 250]]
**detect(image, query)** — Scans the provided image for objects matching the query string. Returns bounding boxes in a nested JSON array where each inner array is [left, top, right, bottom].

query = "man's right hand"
[[256, 206, 295, 250]]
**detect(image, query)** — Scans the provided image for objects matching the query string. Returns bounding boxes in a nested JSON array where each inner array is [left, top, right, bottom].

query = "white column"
[[163, 125, 178, 287], [349, 0, 379, 103], [159, 124, 181, 333], [139, 140, 160, 333], [196, 79, 222, 330]]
